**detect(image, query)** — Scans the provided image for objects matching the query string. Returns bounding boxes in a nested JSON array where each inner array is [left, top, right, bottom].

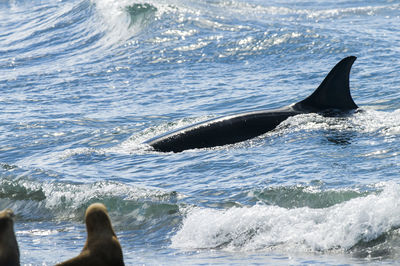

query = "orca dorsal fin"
[[294, 56, 358, 111]]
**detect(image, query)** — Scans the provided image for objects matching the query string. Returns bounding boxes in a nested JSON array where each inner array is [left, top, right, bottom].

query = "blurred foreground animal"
[[56, 203, 124, 266], [0, 208, 19, 266]]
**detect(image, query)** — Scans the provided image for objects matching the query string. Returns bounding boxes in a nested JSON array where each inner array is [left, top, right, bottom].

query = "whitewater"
[[1, 0, 400, 264]]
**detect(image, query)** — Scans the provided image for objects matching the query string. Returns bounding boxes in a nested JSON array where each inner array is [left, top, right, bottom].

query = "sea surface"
[[1, 0, 400, 265]]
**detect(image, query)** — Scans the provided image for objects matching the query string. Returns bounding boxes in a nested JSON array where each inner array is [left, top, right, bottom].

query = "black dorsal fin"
[[294, 56, 358, 111]]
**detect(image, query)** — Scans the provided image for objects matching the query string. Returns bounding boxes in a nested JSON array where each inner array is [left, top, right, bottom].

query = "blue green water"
[[1, 0, 400, 264]]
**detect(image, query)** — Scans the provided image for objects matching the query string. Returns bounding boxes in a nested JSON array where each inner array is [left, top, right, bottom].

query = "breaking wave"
[[0, 175, 182, 231], [172, 182, 400, 259]]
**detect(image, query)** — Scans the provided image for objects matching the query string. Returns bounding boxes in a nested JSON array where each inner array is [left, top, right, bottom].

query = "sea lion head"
[[85, 203, 115, 238], [0, 208, 14, 229], [0, 208, 19, 266], [57, 203, 124, 266]]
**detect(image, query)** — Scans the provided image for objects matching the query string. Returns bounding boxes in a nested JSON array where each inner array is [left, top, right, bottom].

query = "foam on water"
[[172, 182, 400, 255], [274, 108, 400, 138]]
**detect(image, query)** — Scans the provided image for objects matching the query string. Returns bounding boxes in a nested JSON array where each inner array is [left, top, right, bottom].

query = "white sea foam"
[[351, 109, 400, 136], [276, 108, 400, 138], [172, 182, 400, 253]]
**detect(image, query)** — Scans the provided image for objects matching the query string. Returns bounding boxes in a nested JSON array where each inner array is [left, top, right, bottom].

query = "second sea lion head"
[[85, 203, 115, 237]]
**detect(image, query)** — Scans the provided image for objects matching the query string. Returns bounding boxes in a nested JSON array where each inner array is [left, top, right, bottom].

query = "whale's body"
[[145, 56, 358, 153]]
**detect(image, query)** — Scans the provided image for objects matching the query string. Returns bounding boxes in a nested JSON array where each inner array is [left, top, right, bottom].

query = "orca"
[[144, 56, 358, 153]]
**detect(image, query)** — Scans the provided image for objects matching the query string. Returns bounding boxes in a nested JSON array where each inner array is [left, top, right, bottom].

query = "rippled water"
[[1, 0, 400, 264]]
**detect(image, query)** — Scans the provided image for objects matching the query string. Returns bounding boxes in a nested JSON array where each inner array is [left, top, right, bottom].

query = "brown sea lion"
[[57, 203, 124, 266], [0, 208, 20, 266]]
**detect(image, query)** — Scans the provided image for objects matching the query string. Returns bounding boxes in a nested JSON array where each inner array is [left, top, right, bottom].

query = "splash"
[[91, 0, 163, 37], [274, 108, 400, 139], [126, 3, 157, 28], [172, 182, 400, 254]]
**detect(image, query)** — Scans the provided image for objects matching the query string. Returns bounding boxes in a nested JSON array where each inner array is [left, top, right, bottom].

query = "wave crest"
[[172, 182, 400, 257], [126, 3, 157, 28], [0, 176, 182, 229]]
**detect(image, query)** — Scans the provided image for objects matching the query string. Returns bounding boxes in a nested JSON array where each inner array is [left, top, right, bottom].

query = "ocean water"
[[1, 0, 400, 264]]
